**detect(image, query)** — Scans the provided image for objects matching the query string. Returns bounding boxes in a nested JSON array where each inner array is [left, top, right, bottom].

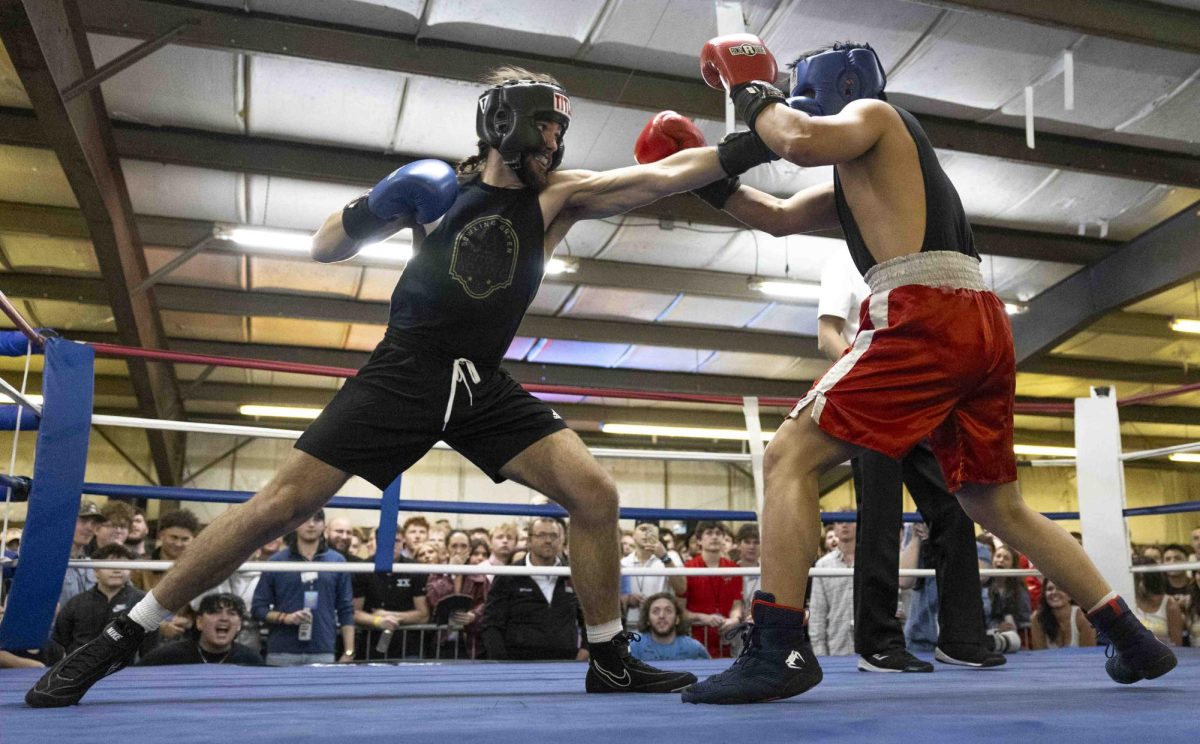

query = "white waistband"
[[864, 251, 987, 294]]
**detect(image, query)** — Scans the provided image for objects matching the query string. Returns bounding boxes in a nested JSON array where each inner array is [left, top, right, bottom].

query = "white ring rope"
[[43, 560, 1198, 577], [0, 375, 39, 414], [49, 559, 1049, 579], [1121, 440, 1200, 463], [1129, 560, 1200, 573], [1027, 458, 1076, 468], [88, 413, 753, 463]]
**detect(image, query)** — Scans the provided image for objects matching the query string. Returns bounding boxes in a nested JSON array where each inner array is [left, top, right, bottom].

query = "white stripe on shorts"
[[789, 290, 892, 422]]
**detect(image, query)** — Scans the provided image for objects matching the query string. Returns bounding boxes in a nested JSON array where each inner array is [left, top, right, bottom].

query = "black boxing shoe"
[[1087, 596, 1176, 684], [858, 647, 934, 673], [934, 643, 1006, 668], [585, 631, 697, 693], [681, 591, 823, 704], [25, 616, 145, 707]]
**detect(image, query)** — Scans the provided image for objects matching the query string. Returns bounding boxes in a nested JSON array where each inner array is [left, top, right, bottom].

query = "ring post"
[[374, 474, 402, 573], [1074, 386, 1134, 601], [0, 337, 94, 649], [742, 396, 766, 519]]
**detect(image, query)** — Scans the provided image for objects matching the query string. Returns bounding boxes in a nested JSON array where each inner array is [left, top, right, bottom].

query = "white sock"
[[127, 591, 172, 632], [1087, 590, 1119, 615], [586, 619, 623, 644]]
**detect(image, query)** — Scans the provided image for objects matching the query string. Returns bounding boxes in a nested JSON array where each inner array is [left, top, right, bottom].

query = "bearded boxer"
[[663, 37, 1175, 704], [28, 66, 779, 707]]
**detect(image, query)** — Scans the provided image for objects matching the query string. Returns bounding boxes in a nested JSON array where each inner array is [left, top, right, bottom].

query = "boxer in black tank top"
[[297, 71, 755, 694], [386, 177, 547, 367], [188, 67, 753, 695]]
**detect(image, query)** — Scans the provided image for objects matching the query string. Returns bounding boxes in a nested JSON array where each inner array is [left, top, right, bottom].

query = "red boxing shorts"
[[789, 251, 1017, 492]]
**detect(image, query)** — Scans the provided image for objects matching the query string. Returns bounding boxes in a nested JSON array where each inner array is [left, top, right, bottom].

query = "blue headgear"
[[476, 80, 572, 172], [787, 44, 887, 116]]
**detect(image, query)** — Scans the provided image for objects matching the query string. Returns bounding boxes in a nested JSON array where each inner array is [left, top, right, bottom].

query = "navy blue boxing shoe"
[[1087, 595, 1176, 684], [682, 591, 822, 704]]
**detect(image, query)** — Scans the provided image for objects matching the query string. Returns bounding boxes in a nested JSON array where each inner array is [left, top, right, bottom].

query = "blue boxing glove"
[[787, 95, 823, 116], [342, 159, 458, 241]]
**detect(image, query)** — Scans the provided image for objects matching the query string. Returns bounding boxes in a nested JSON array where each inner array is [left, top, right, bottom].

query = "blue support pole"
[[374, 475, 402, 573], [0, 337, 93, 649]]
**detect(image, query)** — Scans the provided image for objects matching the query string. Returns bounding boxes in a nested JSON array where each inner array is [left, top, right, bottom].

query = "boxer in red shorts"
[[641, 36, 1177, 704]]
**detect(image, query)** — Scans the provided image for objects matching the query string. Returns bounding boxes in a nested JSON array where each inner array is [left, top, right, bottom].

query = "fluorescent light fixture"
[[1013, 444, 1076, 457], [238, 404, 322, 420], [748, 278, 822, 301], [358, 241, 413, 263], [215, 224, 410, 264], [1169, 317, 1200, 334], [0, 394, 43, 406], [1168, 452, 1200, 463], [1004, 302, 1028, 315], [216, 226, 312, 253], [545, 257, 578, 275], [601, 422, 773, 442]]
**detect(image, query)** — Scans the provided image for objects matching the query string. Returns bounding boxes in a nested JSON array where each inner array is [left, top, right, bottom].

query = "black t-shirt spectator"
[[138, 639, 263, 666], [355, 557, 428, 612], [355, 557, 427, 658], [53, 583, 151, 655]]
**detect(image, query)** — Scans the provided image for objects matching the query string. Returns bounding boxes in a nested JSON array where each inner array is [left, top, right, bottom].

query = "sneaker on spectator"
[[934, 643, 1006, 668], [586, 631, 697, 693], [26, 616, 146, 707], [1087, 596, 1176, 684], [858, 648, 933, 673]]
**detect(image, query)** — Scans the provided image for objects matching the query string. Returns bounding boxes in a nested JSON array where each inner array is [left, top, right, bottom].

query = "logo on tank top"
[[449, 215, 520, 299]]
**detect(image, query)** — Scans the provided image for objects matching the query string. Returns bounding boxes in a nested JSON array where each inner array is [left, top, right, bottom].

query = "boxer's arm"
[[311, 209, 412, 264], [312, 159, 456, 263], [551, 146, 727, 221], [722, 182, 839, 236], [752, 98, 895, 168]]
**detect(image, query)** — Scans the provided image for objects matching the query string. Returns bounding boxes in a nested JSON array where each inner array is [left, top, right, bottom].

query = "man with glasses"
[[481, 517, 586, 661]]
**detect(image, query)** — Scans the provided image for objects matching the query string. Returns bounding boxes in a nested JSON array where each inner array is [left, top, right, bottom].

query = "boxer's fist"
[[634, 111, 706, 164], [700, 34, 778, 92], [367, 159, 458, 224]]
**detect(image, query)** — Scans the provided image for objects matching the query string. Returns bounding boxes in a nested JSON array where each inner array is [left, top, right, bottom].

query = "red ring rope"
[[0, 284, 1175, 415], [76, 340, 1153, 414]]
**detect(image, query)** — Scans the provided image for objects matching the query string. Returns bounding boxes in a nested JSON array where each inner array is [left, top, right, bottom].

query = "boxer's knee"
[[765, 415, 854, 482], [252, 451, 347, 529]]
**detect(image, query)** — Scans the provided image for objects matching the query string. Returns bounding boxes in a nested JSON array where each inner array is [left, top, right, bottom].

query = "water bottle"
[[298, 589, 318, 642], [375, 627, 394, 655]]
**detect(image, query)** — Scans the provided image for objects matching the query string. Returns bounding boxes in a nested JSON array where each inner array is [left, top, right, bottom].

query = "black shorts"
[[295, 339, 568, 490]]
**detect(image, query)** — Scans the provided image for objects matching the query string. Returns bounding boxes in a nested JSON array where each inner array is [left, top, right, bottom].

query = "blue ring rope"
[[1, 477, 1194, 522]]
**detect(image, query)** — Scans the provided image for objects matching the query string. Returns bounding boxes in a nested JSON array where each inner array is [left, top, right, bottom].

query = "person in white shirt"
[[620, 523, 685, 628]]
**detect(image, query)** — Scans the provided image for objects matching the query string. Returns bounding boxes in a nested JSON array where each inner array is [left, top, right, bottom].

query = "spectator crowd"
[[2, 500, 1197, 670]]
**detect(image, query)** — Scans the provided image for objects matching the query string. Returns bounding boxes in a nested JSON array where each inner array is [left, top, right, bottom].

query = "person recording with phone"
[[620, 523, 686, 629]]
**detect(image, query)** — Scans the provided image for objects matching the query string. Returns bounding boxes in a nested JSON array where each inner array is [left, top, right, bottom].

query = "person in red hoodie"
[[681, 522, 743, 658]]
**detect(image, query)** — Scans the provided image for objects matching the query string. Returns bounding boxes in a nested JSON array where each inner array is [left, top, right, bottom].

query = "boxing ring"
[[1, 650, 1197, 743], [1, 295, 1198, 742]]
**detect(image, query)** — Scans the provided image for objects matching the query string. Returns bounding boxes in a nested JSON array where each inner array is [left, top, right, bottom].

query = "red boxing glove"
[[634, 111, 707, 164], [700, 34, 778, 92]]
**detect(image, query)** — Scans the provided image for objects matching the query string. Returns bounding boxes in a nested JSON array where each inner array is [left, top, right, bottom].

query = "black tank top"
[[834, 106, 978, 276], [386, 178, 545, 367]]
